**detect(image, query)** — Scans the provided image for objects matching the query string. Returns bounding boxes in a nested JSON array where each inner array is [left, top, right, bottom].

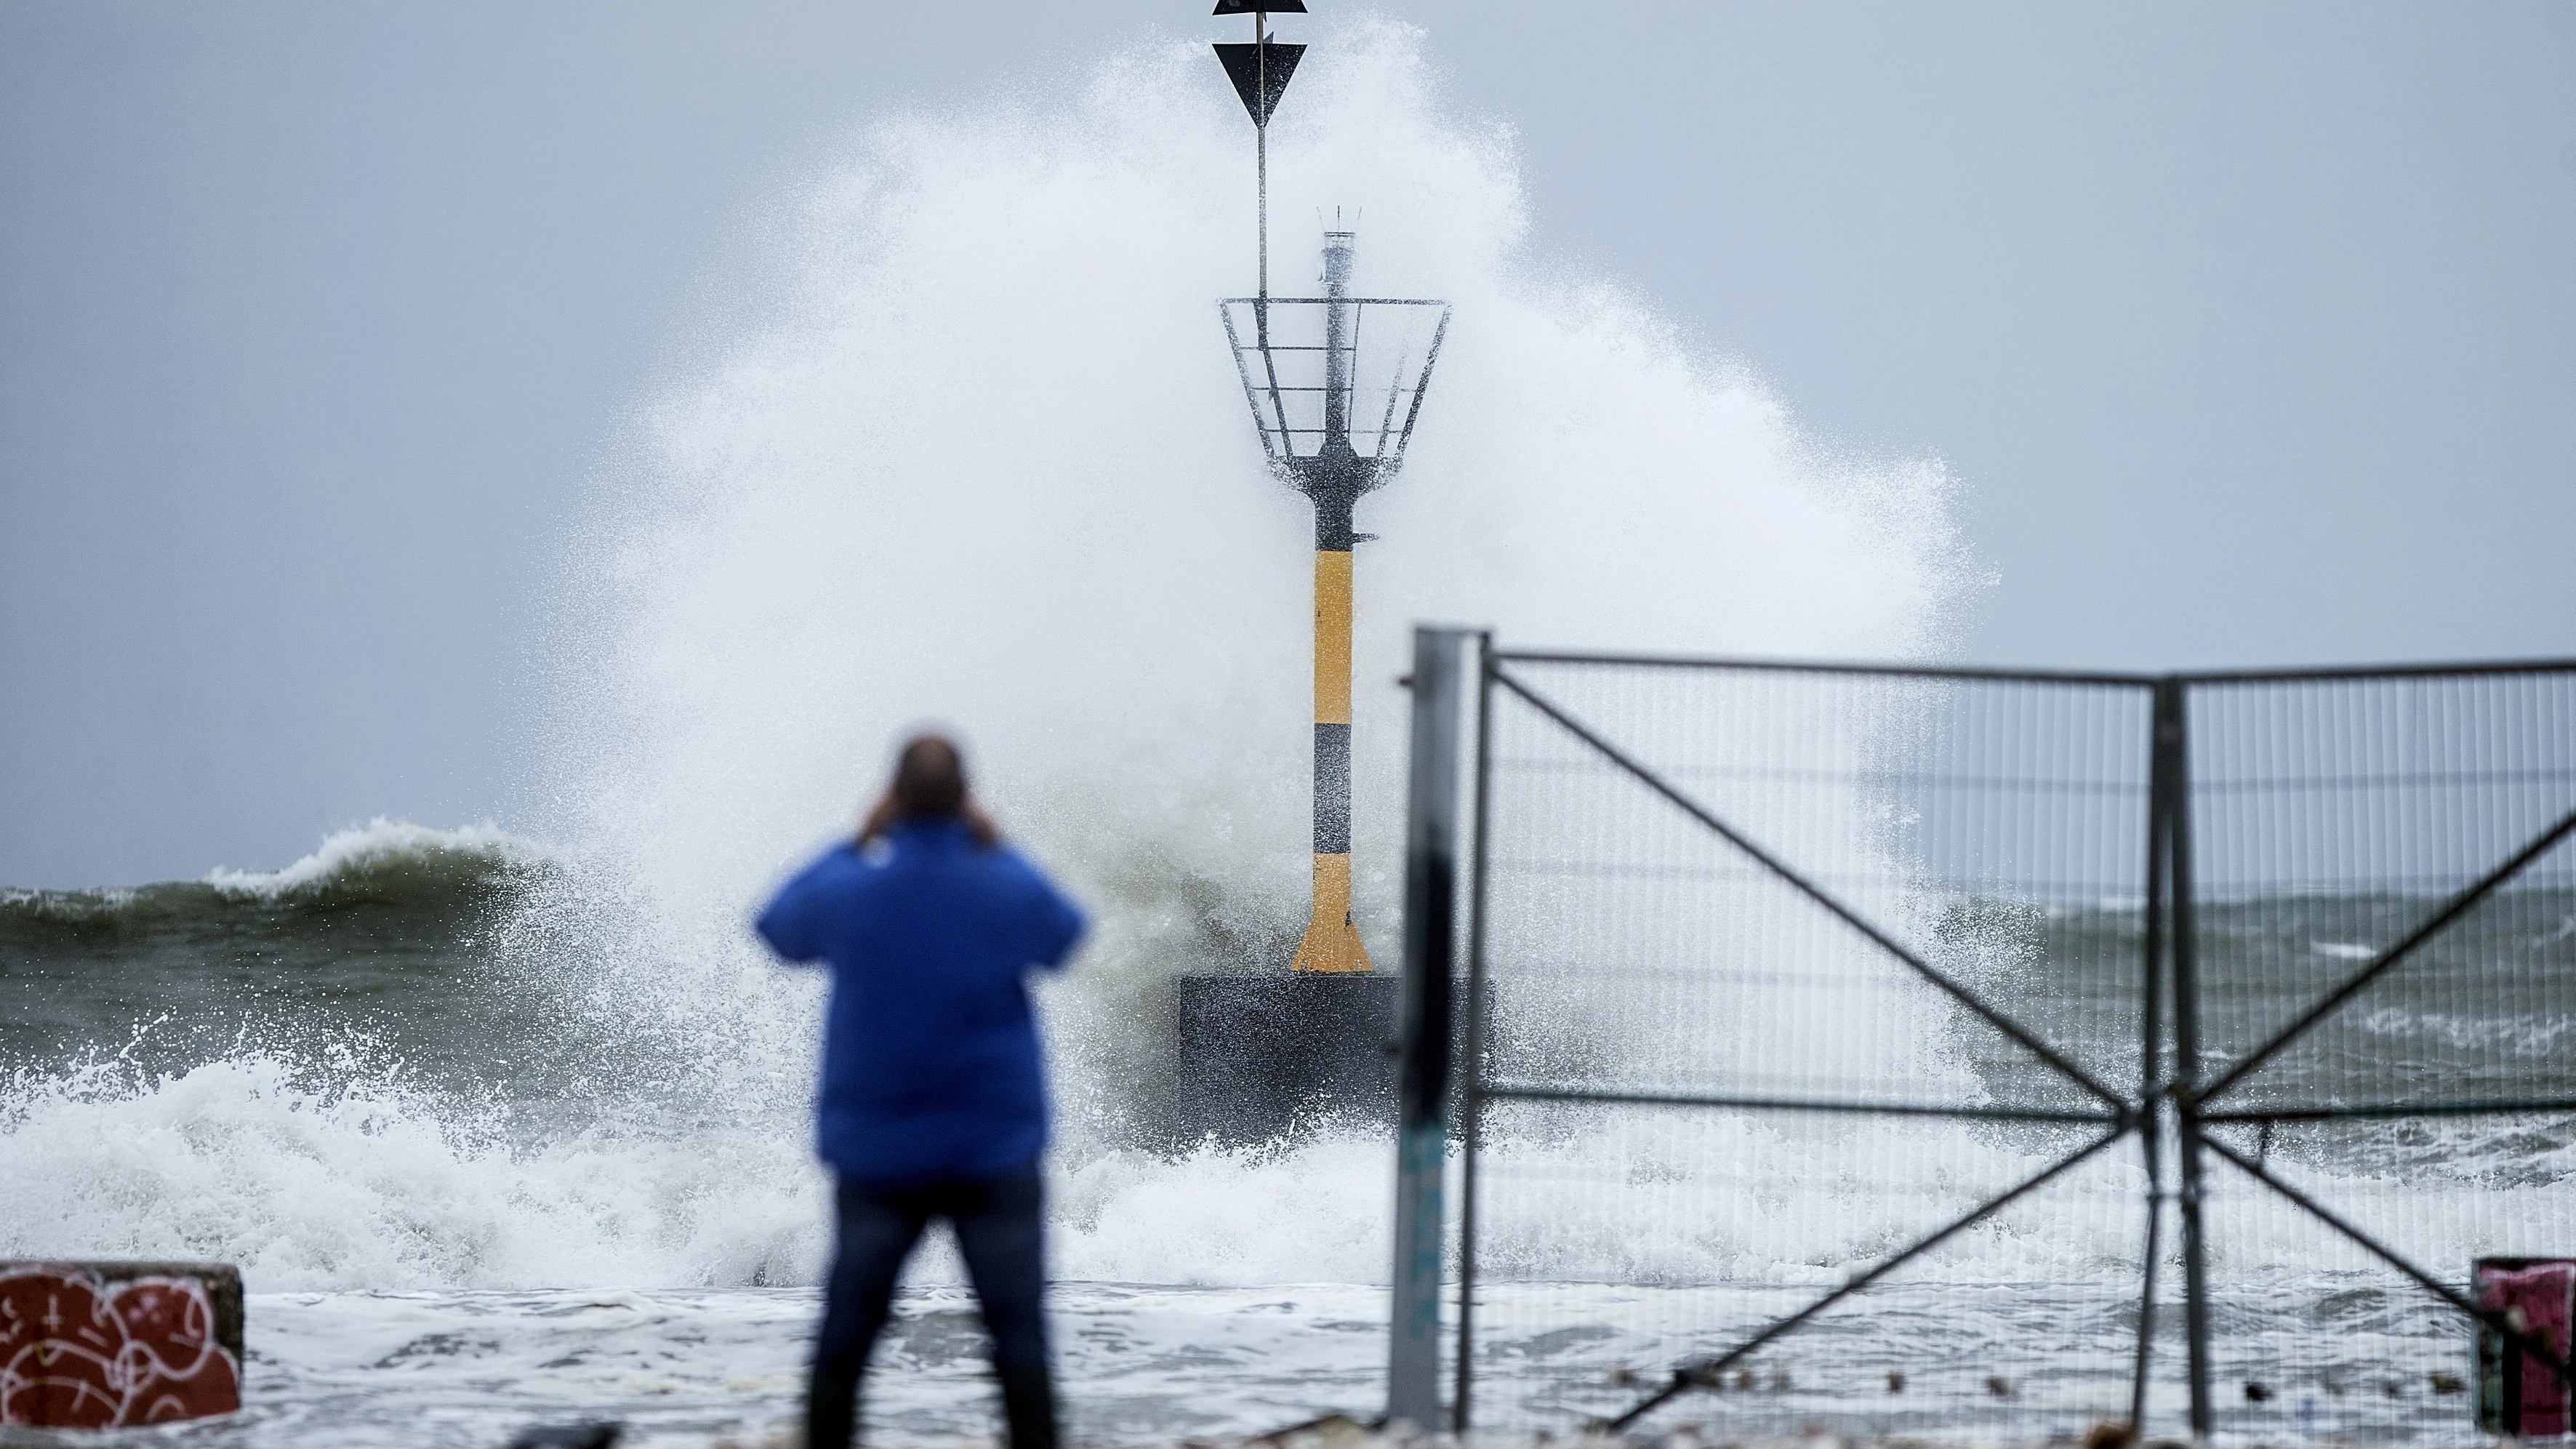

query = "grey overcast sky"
[[4, 2, 2572, 888]]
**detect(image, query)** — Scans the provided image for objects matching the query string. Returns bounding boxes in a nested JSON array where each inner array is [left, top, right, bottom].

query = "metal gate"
[[1384, 630, 2576, 1442]]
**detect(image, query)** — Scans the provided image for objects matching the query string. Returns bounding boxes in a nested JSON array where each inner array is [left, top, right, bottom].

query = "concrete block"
[[0, 1261, 243, 1428], [1176, 972, 1398, 1144]]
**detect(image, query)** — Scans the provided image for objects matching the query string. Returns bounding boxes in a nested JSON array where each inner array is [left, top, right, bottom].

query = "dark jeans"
[[808, 1168, 1054, 1449]]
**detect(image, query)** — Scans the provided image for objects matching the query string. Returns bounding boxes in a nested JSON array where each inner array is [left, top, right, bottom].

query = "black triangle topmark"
[[1213, 41, 1304, 128]]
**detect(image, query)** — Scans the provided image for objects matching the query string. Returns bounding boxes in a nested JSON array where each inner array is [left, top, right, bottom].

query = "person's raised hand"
[[856, 792, 899, 844]]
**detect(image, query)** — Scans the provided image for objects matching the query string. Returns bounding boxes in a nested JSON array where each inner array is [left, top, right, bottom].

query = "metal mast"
[[1176, 0, 1451, 1153], [1211, 0, 1306, 304], [1296, 228, 1368, 971], [1216, 203, 1450, 975]]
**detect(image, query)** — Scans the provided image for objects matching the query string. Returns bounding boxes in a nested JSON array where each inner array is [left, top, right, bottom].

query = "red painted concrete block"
[[0, 1262, 243, 1428], [2477, 1256, 2574, 1440]]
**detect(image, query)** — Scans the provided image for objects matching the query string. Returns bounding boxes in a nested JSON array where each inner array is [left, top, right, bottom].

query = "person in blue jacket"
[[755, 734, 1086, 1449]]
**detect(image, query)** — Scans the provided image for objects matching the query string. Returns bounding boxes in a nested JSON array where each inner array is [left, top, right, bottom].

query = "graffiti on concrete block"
[[0, 1268, 242, 1426]]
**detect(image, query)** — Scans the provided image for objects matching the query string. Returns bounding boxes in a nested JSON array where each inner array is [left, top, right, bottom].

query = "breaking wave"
[[0, 20, 2005, 1293], [1, 820, 543, 936]]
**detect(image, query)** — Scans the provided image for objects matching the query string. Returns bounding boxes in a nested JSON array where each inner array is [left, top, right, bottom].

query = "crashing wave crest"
[[0, 822, 550, 938], [203, 819, 547, 902]]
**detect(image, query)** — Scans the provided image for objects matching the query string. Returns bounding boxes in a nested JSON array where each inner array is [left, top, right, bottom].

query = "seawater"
[[4, 19, 2569, 1448]]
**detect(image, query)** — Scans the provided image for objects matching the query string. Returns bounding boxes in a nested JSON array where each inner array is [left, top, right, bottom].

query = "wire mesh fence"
[[1430, 646, 2576, 1443], [2176, 666, 2576, 1444], [1457, 654, 2154, 1440]]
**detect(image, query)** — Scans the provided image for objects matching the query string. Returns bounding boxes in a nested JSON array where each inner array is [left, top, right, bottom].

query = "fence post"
[[2159, 677, 2215, 1437], [1388, 625, 1467, 1431], [1453, 630, 1495, 1432], [2130, 678, 2173, 1433]]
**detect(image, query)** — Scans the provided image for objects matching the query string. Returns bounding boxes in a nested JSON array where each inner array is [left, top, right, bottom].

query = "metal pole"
[[2159, 678, 2215, 1439], [1452, 630, 1494, 1433], [1253, 10, 1267, 300], [1321, 231, 1355, 449], [1292, 232, 1370, 974], [2129, 684, 2173, 1432], [1388, 625, 1466, 1432]]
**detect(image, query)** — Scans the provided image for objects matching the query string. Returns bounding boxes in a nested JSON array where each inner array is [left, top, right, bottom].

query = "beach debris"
[[507, 1423, 621, 1449], [2428, 1371, 2466, 1395], [2080, 1421, 2138, 1449], [1984, 1376, 2015, 1398], [1247, 1412, 1375, 1449], [2242, 1381, 2271, 1403], [1885, 1371, 1905, 1394], [1734, 1370, 1758, 1392]]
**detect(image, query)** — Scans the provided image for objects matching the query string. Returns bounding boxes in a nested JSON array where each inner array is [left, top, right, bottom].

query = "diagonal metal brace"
[[1480, 1083, 2119, 1124], [2200, 1098, 2576, 1123], [1494, 665, 2130, 1112], [2200, 1133, 2573, 1389], [1216, 300, 1289, 459], [2198, 803, 2576, 1107], [1601, 1127, 2130, 1432]]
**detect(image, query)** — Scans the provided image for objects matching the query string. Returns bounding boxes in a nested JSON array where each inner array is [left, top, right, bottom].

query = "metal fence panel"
[[2178, 667, 2576, 1444], [1440, 649, 2576, 1442], [1458, 655, 2155, 1437]]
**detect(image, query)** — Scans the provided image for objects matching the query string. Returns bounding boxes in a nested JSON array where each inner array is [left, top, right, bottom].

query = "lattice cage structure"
[[1429, 647, 2576, 1442], [1219, 293, 1447, 474]]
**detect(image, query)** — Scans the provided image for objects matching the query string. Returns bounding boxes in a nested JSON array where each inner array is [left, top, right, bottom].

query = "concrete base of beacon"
[[1175, 972, 1399, 1146]]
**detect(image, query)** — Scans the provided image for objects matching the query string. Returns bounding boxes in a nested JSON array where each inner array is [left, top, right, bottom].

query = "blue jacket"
[[755, 819, 1086, 1183]]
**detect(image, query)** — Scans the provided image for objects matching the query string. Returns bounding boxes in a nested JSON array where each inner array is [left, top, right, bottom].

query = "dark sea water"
[[1, 838, 534, 1085]]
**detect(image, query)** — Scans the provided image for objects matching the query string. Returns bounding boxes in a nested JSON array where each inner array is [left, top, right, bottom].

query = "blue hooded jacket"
[[755, 818, 1086, 1183]]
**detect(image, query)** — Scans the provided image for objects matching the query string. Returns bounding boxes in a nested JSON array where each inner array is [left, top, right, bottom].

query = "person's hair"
[[891, 734, 968, 819]]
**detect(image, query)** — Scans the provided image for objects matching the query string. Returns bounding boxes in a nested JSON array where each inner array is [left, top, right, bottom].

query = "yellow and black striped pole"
[[1291, 230, 1373, 974], [1293, 520, 1368, 971]]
